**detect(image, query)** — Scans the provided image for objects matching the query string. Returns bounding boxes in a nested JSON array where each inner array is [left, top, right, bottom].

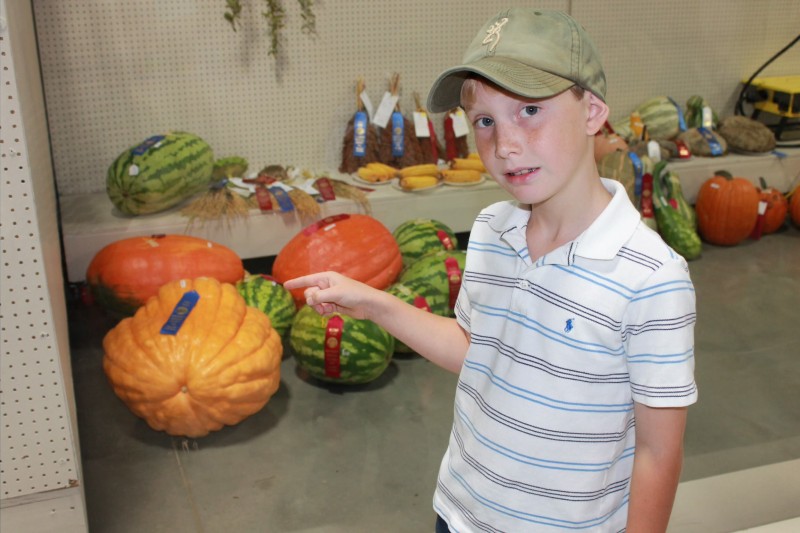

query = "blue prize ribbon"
[[353, 111, 367, 157], [697, 127, 723, 156], [268, 186, 295, 211], [667, 97, 687, 132], [160, 290, 200, 335], [628, 152, 644, 198], [132, 135, 166, 156], [391, 111, 405, 157]]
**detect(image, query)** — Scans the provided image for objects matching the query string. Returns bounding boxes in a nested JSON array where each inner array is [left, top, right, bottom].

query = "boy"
[[286, 8, 697, 532]]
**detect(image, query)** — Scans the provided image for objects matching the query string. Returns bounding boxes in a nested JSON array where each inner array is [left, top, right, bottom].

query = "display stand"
[[59, 149, 800, 283]]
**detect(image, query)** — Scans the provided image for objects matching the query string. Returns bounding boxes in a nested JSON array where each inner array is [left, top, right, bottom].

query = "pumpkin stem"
[[714, 169, 733, 180], [758, 176, 768, 190]]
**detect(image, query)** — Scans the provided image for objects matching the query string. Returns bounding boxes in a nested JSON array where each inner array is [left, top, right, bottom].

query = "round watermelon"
[[392, 218, 458, 267], [398, 250, 466, 318], [236, 274, 297, 337], [289, 306, 394, 384], [107, 131, 214, 215], [385, 282, 437, 354]]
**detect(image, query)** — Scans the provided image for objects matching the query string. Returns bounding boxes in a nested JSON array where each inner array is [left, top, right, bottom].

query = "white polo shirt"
[[434, 178, 697, 532]]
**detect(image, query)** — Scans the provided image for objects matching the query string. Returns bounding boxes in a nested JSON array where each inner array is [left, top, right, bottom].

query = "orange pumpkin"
[[86, 234, 244, 316], [272, 214, 403, 306], [757, 177, 788, 234], [695, 171, 760, 246], [790, 186, 800, 227], [103, 277, 282, 438]]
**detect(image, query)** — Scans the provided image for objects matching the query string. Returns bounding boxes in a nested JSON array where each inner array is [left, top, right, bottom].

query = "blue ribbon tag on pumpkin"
[[353, 111, 368, 157], [628, 151, 644, 198], [697, 127, 723, 156], [132, 135, 166, 156], [391, 111, 405, 157], [667, 97, 687, 132], [160, 290, 200, 335]]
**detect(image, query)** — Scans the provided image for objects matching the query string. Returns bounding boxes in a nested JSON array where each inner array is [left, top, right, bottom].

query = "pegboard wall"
[[1, 0, 82, 507], [32, 0, 800, 197]]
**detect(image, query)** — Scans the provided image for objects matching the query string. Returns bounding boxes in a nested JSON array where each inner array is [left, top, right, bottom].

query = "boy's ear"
[[585, 92, 610, 136]]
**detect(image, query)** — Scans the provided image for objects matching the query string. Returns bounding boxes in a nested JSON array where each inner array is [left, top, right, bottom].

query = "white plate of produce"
[[391, 179, 443, 193], [443, 174, 488, 187], [352, 175, 394, 186]]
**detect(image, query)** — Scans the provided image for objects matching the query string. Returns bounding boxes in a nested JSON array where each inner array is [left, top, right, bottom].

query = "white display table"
[[59, 149, 800, 283]]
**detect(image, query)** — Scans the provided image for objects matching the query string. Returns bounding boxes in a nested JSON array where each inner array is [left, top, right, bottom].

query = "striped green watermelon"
[[635, 96, 681, 141], [236, 274, 297, 337], [289, 306, 394, 384], [392, 218, 458, 267], [385, 282, 437, 354], [398, 250, 466, 318], [107, 131, 214, 215]]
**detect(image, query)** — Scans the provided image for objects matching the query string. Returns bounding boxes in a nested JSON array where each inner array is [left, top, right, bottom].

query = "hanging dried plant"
[[297, 0, 316, 35], [224, 0, 243, 31], [262, 0, 286, 56], [224, 1, 317, 58]]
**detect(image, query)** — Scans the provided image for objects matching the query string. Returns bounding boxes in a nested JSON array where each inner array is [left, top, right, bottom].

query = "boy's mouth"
[[506, 167, 538, 178]]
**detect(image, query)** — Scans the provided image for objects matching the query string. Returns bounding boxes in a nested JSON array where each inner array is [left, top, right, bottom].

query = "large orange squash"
[[86, 234, 244, 316], [695, 171, 760, 246], [103, 277, 282, 438], [757, 177, 788, 234], [790, 186, 800, 227], [272, 214, 403, 306]]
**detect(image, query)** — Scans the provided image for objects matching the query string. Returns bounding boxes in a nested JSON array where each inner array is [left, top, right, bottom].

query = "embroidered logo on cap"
[[482, 17, 508, 53]]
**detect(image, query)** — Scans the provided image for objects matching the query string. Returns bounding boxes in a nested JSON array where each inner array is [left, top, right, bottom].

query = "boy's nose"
[[494, 124, 520, 159]]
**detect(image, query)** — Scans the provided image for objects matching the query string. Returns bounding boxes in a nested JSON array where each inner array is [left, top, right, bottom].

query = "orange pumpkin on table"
[[102, 277, 282, 438], [789, 186, 800, 227], [695, 170, 760, 246], [757, 177, 788, 234]]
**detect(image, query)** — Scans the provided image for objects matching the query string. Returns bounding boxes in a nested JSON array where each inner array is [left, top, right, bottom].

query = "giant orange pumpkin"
[[86, 234, 244, 316], [695, 171, 760, 246], [757, 177, 788, 234], [790, 187, 800, 227], [103, 277, 282, 438], [272, 214, 403, 307]]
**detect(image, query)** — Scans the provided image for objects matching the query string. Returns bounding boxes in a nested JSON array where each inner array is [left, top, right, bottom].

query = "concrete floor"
[[66, 228, 800, 532]]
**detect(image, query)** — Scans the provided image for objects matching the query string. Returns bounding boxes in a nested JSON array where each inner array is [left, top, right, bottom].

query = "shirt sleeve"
[[623, 255, 698, 407]]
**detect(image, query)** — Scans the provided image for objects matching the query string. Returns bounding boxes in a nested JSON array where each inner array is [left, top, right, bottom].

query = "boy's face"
[[463, 78, 607, 207]]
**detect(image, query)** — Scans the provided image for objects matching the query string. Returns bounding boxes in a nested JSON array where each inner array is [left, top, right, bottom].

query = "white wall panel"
[[1, 0, 87, 529]]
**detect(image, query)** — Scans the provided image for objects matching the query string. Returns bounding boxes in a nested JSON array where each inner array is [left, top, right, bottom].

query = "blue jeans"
[[435, 515, 450, 533]]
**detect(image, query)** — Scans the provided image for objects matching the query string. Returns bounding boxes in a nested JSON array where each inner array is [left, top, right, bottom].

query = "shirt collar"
[[486, 178, 640, 261]]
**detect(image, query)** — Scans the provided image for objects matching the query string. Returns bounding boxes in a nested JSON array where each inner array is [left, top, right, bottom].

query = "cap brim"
[[427, 56, 575, 113]]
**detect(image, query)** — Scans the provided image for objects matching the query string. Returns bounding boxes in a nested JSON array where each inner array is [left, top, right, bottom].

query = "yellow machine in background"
[[747, 75, 800, 118]]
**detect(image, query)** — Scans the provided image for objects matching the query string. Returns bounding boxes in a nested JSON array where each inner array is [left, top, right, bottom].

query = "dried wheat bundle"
[[339, 78, 381, 174]]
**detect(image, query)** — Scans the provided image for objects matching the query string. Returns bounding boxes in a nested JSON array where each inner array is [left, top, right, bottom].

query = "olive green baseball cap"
[[427, 8, 606, 112]]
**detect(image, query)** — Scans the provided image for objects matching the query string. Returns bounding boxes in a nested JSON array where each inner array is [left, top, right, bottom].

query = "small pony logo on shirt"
[[564, 318, 575, 333]]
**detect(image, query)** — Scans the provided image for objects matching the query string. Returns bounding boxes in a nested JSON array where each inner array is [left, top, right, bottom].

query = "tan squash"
[[103, 277, 282, 438]]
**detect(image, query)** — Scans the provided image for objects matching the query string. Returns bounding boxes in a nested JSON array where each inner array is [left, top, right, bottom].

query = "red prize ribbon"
[[324, 315, 344, 378], [444, 256, 462, 311], [413, 295, 431, 313], [437, 230, 455, 250], [315, 177, 337, 201], [303, 214, 350, 236], [254, 186, 273, 212]]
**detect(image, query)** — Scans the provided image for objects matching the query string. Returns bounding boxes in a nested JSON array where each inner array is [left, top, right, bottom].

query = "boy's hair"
[[428, 8, 605, 113], [460, 76, 586, 109]]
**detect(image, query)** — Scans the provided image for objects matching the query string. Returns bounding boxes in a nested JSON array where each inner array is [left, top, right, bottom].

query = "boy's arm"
[[626, 403, 687, 533], [285, 271, 469, 373]]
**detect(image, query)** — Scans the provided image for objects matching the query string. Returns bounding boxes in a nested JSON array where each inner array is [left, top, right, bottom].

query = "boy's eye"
[[521, 105, 539, 117], [474, 117, 494, 128]]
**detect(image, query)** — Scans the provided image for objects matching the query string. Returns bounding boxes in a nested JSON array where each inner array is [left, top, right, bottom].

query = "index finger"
[[282, 272, 331, 291]]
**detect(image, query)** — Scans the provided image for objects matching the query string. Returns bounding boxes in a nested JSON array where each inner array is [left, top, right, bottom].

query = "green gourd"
[[659, 166, 697, 229], [652, 161, 702, 260]]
